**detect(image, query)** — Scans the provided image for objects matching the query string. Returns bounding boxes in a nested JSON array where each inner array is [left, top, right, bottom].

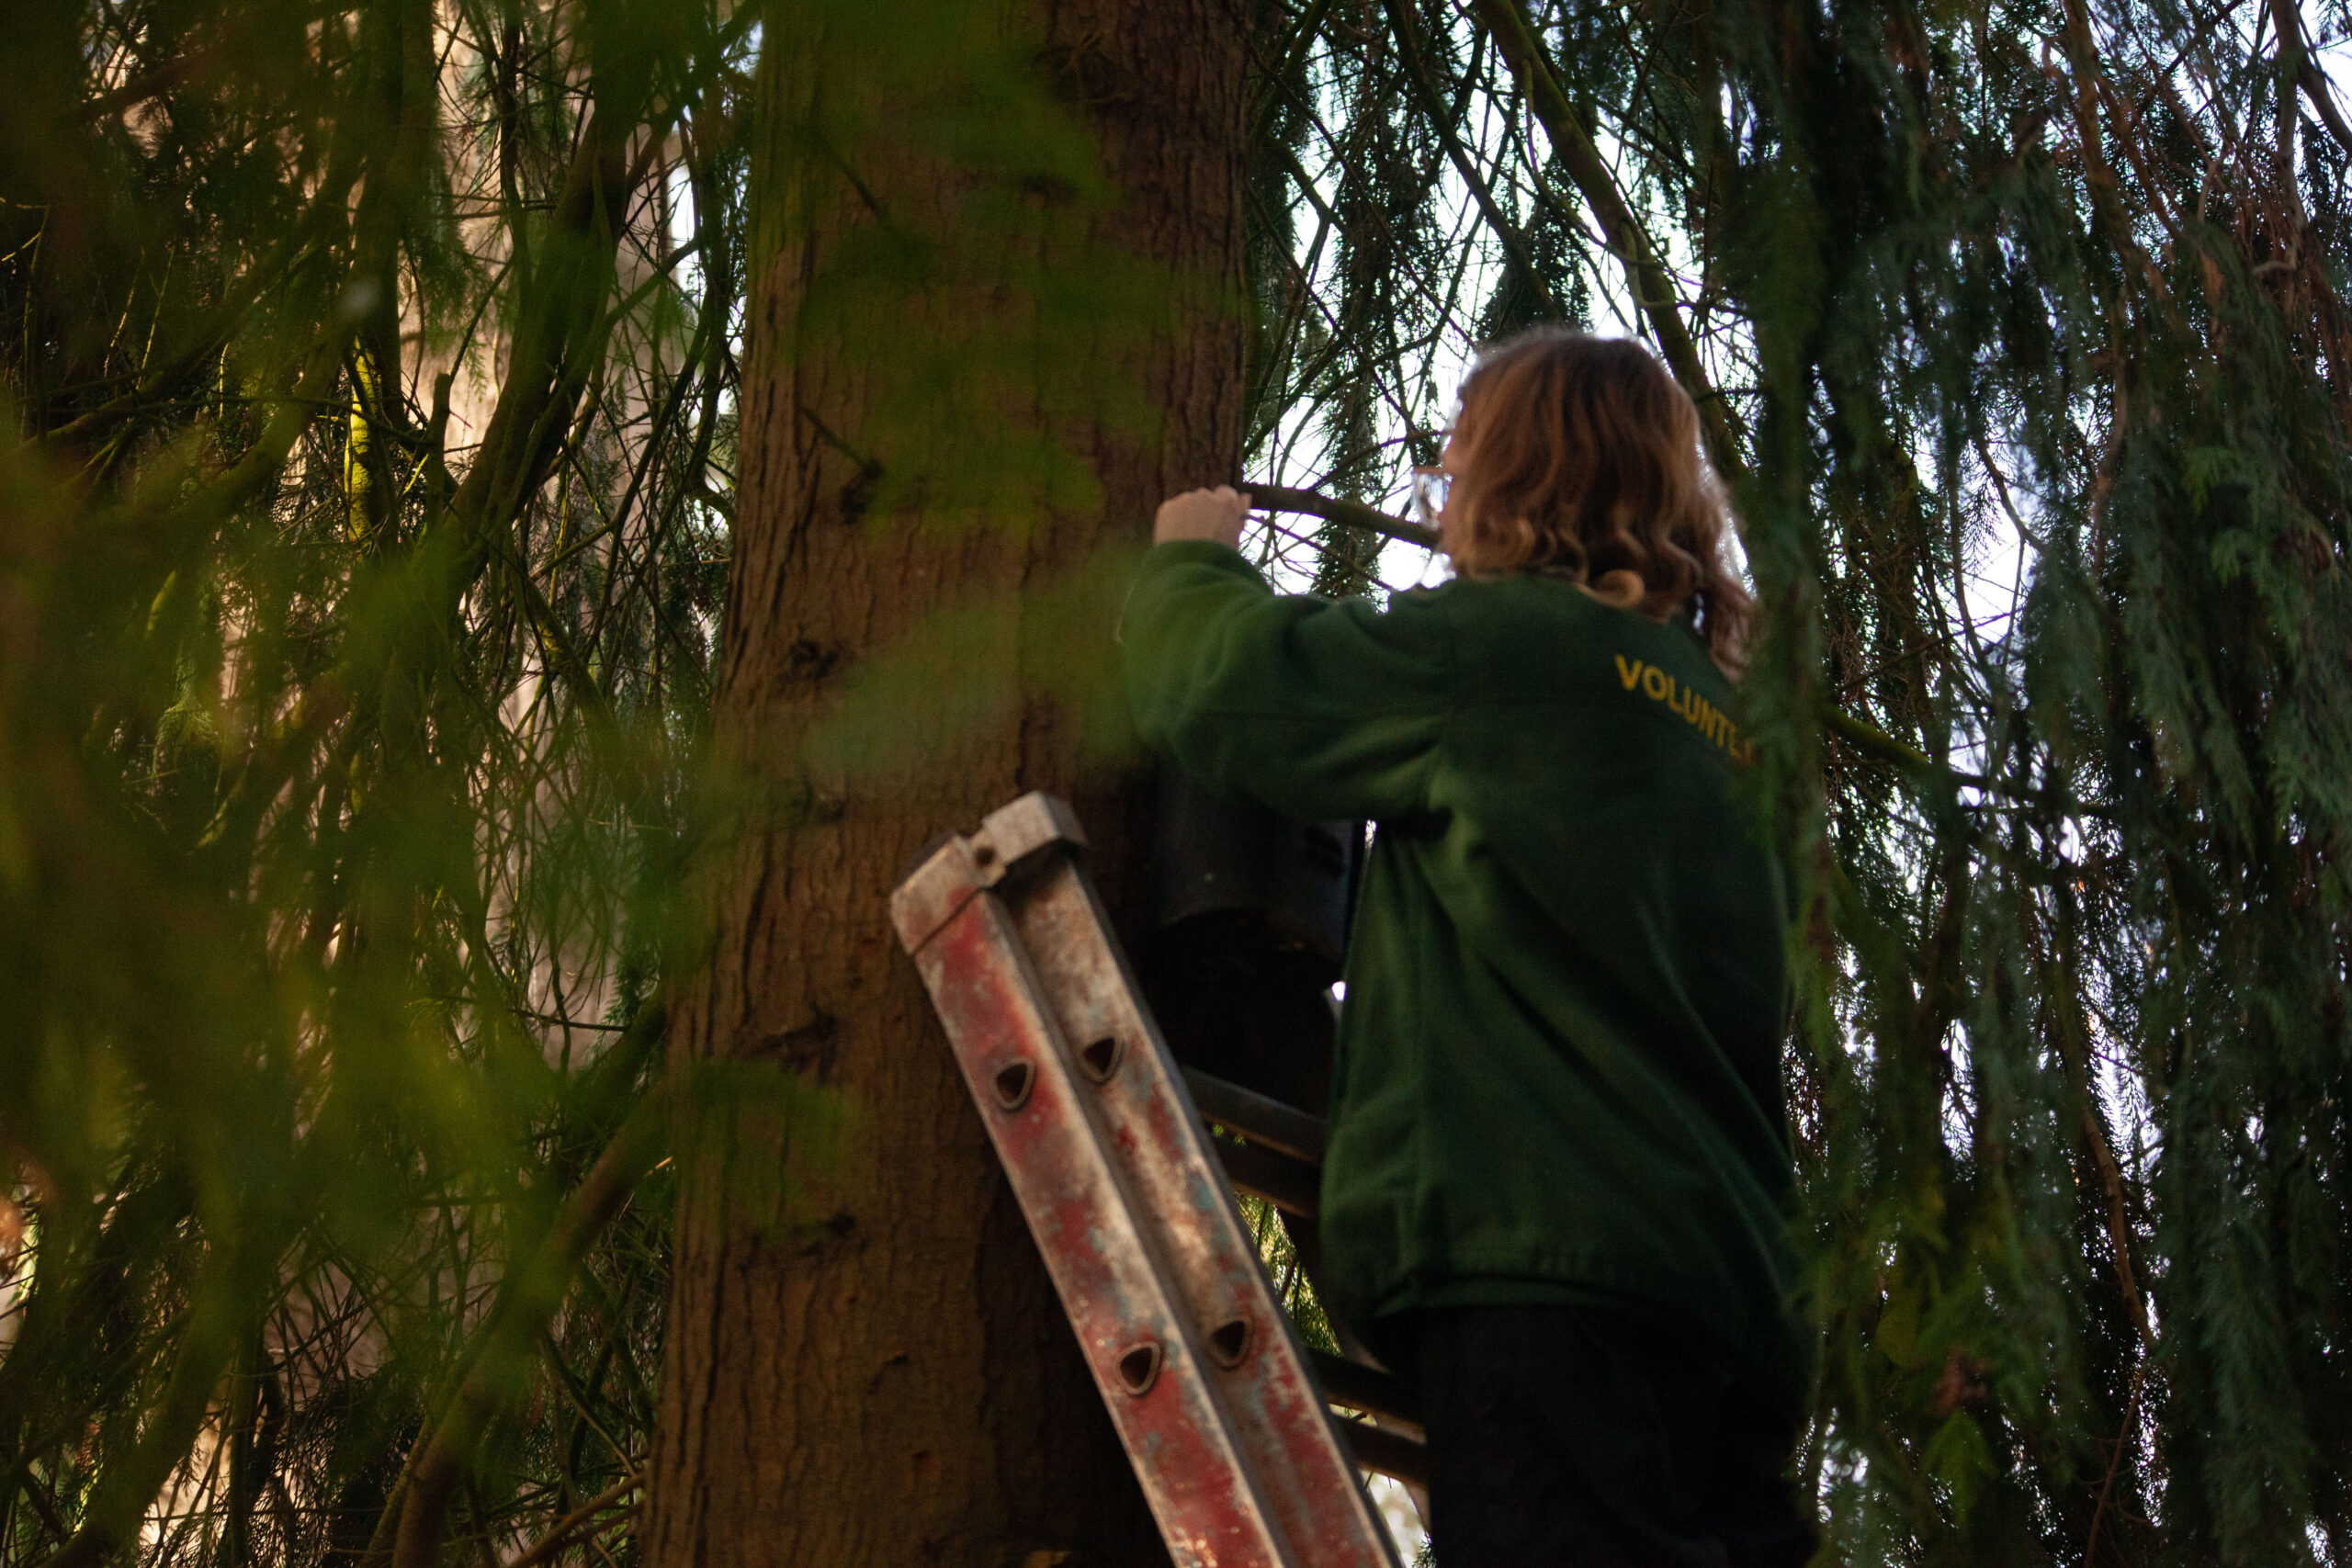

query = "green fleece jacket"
[[1121, 540, 1808, 1406]]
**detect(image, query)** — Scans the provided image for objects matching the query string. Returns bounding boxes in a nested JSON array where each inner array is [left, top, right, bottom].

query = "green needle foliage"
[[1240, 3, 2352, 1560], [0, 4, 755, 1565], [5, 1, 2352, 1566]]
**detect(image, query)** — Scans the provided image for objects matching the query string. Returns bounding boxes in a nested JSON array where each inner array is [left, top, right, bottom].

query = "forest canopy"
[[4, 2, 2352, 1566]]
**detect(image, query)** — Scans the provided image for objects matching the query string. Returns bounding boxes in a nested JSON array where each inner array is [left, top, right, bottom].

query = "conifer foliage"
[[4, 1, 2352, 1565], [1253, 4, 2352, 1560], [0, 5, 748, 1567]]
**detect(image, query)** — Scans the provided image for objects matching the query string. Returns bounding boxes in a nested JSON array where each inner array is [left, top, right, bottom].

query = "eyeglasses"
[[1410, 466, 1452, 527]]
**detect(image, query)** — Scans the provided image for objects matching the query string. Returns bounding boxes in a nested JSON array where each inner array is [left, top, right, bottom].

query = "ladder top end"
[[891, 795, 1085, 953], [889, 836, 983, 953], [977, 792, 1087, 865]]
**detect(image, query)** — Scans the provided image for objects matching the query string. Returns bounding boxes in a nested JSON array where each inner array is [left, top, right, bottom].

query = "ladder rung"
[[1182, 1066, 1329, 1164], [1306, 1348, 1423, 1428], [1216, 1137, 1323, 1217], [1337, 1420, 1430, 1487]]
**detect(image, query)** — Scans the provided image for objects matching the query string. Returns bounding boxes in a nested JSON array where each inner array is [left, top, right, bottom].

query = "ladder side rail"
[[897, 844, 1296, 1568], [1005, 851, 1402, 1568]]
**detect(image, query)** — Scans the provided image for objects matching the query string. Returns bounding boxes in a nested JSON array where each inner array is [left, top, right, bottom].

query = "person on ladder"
[[1120, 328, 1816, 1568]]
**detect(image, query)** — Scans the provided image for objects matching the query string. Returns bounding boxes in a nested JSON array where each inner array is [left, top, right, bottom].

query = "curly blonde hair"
[[1446, 329, 1753, 675]]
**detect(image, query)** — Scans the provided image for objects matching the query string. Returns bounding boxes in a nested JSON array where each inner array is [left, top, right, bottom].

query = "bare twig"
[[1249, 482, 1442, 551], [503, 1472, 644, 1568], [386, 1091, 668, 1568], [1380, 0, 1567, 321], [1468, 0, 1747, 481], [66, 43, 215, 125]]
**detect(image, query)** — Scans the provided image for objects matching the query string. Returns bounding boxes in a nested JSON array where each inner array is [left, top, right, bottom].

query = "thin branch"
[[1469, 0, 1747, 480], [387, 1090, 668, 1568], [2296, 59, 2352, 159], [1249, 482, 1442, 550], [66, 43, 215, 125], [1381, 0, 1567, 321], [502, 1472, 643, 1568]]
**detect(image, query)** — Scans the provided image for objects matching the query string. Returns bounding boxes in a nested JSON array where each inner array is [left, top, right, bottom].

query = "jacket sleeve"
[[1118, 540, 1452, 821]]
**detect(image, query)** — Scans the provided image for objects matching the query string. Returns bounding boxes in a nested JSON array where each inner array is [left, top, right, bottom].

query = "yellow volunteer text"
[[1614, 654, 1754, 763]]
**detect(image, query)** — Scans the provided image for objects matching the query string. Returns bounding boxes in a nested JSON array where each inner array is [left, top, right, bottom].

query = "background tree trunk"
[[645, 3, 1248, 1564]]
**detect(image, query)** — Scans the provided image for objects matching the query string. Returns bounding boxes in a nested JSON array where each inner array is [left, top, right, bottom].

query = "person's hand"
[[1153, 485, 1252, 547]]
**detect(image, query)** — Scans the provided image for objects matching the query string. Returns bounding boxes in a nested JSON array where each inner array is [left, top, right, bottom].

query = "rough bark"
[[646, 3, 1248, 1565]]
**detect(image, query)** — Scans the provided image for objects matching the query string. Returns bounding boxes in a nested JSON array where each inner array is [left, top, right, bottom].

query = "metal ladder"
[[890, 793, 1426, 1568]]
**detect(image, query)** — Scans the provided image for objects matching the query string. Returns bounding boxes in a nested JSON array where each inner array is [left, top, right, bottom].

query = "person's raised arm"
[[1121, 489, 1453, 823]]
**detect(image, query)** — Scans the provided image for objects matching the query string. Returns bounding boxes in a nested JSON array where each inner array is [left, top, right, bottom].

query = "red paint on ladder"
[[1012, 862, 1398, 1567], [914, 887, 1290, 1568], [892, 797, 1403, 1568]]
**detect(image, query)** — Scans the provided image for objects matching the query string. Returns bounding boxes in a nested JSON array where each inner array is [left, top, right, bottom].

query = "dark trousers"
[[1393, 1304, 1817, 1568]]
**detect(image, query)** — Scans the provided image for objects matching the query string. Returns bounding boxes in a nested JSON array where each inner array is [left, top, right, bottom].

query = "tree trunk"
[[645, 4, 1247, 1565]]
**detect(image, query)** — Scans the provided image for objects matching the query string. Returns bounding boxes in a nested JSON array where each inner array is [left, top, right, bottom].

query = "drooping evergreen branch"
[[32, 1228, 285, 1568], [1468, 0, 1745, 481], [2297, 59, 2352, 161], [387, 1086, 669, 1568], [444, 103, 660, 567], [502, 1471, 646, 1568], [1379, 0, 1566, 323], [2, 10, 730, 1568]]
